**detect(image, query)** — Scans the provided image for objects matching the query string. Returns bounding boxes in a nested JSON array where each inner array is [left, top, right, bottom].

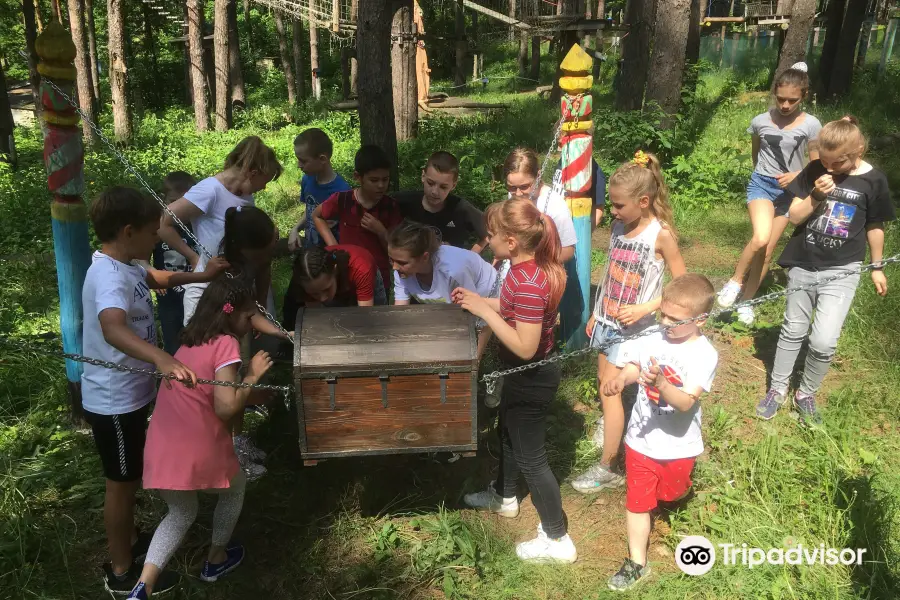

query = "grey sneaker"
[[756, 389, 785, 420], [794, 391, 822, 426], [571, 462, 625, 494], [607, 557, 651, 591], [463, 482, 519, 518], [591, 416, 605, 450]]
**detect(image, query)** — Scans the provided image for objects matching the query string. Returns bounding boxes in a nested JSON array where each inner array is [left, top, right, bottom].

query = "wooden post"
[[332, 0, 340, 32], [531, 35, 541, 81], [391, 0, 417, 141], [186, 0, 209, 131], [84, 0, 100, 106], [473, 53, 478, 79], [213, 0, 231, 129], [558, 44, 593, 349], [414, 0, 430, 102], [67, 0, 98, 145], [292, 19, 306, 99], [35, 20, 92, 422], [454, 0, 466, 87], [350, 0, 359, 95], [879, 18, 897, 79], [857, 20, 873, 67]]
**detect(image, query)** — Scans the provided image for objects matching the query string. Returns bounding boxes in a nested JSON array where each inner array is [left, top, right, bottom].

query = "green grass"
[[2, 53, 900, 599]]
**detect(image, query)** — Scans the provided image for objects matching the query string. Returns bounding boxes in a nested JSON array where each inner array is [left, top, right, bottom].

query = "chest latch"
[[326, 375, 338, 410], [379, 374, 390, 408], [439, 372, 450, 404]]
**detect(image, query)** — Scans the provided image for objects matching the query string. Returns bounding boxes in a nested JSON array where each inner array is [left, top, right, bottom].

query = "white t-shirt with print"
[[81, 252, 158, 415], [617, 331, 718, 460], [508, 186, 577, 248], [394, 245, 498, 303]]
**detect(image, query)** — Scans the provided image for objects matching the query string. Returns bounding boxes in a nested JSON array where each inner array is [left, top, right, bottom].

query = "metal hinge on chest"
[[326, 375, 337, 410]]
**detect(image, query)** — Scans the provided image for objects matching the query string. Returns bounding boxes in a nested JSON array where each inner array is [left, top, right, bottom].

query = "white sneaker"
[[736, 305, 755, 326], [717, 280, 742, 308], [234, 435, 267, 462], [463, 482, 519, 518], [516, 524, 577, 563], [592, 416, 605, 450]]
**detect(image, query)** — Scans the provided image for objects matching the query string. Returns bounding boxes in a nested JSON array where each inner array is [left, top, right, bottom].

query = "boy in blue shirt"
[[287, 128, 351, 250]]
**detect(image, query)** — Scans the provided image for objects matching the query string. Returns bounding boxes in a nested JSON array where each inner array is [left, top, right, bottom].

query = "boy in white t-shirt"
[[604, 274, 718, 591], [82, 187, 226, 595]]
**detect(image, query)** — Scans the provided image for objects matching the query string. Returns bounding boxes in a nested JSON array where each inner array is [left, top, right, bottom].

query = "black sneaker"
[[607, 557, 651, 591], [103, 563, 181, 596]]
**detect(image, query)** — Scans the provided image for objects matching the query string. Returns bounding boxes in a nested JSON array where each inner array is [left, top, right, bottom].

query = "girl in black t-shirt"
[[757, 117, 895, 425]]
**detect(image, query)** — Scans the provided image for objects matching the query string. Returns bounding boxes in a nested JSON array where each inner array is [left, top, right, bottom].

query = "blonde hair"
[[503, 147, 540, 180], [223, 136, 283, 181], [609, 152, 676, 236], [818, 116, 867, 157], [662, 273, 715, 317]]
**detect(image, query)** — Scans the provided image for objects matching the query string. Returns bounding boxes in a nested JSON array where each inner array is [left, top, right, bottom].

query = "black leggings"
[[493, 361, 566, 539]]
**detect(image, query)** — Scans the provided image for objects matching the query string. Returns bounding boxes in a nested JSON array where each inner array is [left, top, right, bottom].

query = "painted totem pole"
[[558, 44, 594, 349], [36, 21, 92, 418]]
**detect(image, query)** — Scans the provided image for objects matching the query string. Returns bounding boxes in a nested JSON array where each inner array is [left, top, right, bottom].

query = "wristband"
[[870, 265, 884, 271], [811, 190, 827, 203]]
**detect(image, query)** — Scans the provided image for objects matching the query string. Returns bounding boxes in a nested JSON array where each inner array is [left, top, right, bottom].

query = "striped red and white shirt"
[[498, 259, 557, 363]]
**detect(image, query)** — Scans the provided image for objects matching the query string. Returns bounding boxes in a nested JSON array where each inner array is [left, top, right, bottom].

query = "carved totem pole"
[[558, 44, 594, 349], [36, 21, 92, 418]]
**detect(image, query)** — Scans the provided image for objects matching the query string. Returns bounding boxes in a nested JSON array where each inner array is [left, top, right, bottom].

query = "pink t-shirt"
[[143, 335, 242, 490]]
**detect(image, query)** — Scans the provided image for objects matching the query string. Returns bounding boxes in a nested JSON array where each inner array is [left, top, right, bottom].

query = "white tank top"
[[593, 218, 666, 329]]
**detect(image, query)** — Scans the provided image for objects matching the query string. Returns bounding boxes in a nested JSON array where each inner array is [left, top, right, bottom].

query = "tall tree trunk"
[[391, 0, 418, 141], [686, 0, 702, 63], [551, 0, 579, 101], [509, 0, 516, 41], [274, 10, 297, 104], [856, 20, 873, 67], [770, 0, 816, 92], [357, 0, 399, 189], [0, 60, 16, 167], [243, 0, 252, 54], [187, 0, 209, 131], [615, 0, 657, 110], [818, 0, 846, 95], [350, 0, 359, 95], [22, 0, 42, 119], [309, 4, 321, 99], [67, 0, 98, 145], [51, 0, 62, 22], [828, 0, 867, 96], [84, 0, 100, 106], [472, 9, 479, 45], [530, 36, 541, 80], [454, 0, 466, 86], [107, 0, 131, 142], [34, 0, 44, 32], [292, 20, 306, 99], [645, 0, 691, 121], [142, 1, 158, 108], [227, 0, 246, 108], [597, 0, 606, 19], [214, 0, 231, 129], [519, 33, 529, 77]]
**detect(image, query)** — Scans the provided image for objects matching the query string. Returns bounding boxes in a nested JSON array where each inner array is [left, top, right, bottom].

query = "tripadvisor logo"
[[675, 536, 867, 575]]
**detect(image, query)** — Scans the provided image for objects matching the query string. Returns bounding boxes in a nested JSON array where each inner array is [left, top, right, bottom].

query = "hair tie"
[[633, 150, 650, 168], [223, 302, 234, 314], [790, 61, 808, 73], [236, 205, 243, 213]]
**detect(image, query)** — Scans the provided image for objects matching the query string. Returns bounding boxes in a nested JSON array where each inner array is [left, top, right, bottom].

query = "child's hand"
[[360, 214, 387, 236], [872, 270, 888, 296], [602, 376, 625, 397], [776, 171, 799, 189], [585, 315, 596, 338], [638, 357, 665, 396], [155, 355, 198, 389], [155, 288, 168, 297], [247, 350, 274, 382], [288, 227, 302, 252], [204, 256, 231, 280], [452, 287, 489, 318], [617, 304, 649, 327], [814, 174, 835, 197]]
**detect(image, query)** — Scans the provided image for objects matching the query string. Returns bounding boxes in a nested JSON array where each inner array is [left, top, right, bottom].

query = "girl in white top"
[[157, 136, 283, 324], [388, 220, 499, 358], [571, 151, 686, 494]]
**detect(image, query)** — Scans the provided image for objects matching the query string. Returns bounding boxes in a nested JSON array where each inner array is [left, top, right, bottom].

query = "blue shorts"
[[746, 172, 791, 216]]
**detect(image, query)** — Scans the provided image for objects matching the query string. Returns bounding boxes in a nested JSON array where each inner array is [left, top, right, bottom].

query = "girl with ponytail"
[[571, 150, 685, 496], [453, 198, 576, 565]]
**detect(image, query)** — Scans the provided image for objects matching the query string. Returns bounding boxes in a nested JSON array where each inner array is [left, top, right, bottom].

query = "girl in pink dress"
[[127, 277, 273, 599]]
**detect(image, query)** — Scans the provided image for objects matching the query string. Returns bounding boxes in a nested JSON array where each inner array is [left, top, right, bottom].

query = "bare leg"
[[727, 199, 776, 288], [105, 479, 139, 575], [626, 510, 652, 566], [599, 357, 625, 466], [742, 214, 790, 300]]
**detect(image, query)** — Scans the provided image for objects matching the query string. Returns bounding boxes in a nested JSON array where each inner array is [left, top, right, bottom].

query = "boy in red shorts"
[[603, 274, 718, 591]]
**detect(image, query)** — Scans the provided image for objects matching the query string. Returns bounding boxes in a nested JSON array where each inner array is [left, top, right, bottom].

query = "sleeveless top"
[[592, 218, 665, 331]]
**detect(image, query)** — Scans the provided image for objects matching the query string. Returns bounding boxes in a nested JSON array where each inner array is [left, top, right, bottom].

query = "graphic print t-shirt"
[[748, 112, 822, 178], [81, 252, 158, 415], [394, 192, 488, 248], [152, 223, 198, 304], [618, 331, 718, 460], [301, 173, 351, 247], [778, 161, 895, 270]]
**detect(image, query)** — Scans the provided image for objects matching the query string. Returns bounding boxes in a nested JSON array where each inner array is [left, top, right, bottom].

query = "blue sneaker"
[[200, 545, 245, 582], [794, 391, 823, 426], [126, 582, 149, 599], [756, 389, 784, 420]]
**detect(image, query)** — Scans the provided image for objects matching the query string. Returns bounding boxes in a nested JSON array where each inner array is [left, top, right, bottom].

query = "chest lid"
[[295, 305, 476, 378]]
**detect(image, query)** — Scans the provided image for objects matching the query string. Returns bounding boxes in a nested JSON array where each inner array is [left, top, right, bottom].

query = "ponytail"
[[485, 199, 567, 312], [223, 135, 283, 181], [388, 220, 441, 258], [609, 151, 676, 238], [221, 206, 276, 266]]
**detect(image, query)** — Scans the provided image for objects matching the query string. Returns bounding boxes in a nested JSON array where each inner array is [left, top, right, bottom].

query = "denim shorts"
[[747, 172, 792, 216]]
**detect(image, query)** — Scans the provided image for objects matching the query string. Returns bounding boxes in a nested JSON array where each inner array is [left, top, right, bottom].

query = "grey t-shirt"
[[748, 111, 822, 178]]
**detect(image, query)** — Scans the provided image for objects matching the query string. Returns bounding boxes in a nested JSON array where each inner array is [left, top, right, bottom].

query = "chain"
[[0, 336, 293, 410], [34, 69, 293, 343], [482, 255, 900, 394]]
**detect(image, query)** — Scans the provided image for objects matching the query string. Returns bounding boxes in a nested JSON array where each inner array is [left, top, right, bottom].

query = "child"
[[393, 151, 489, 252], [282, 244, 388, 330], [287, 128, 352, 251], [152, 171, 198, 355], [605, 274, 718, 591], [126, 277, 274, 599], [757, 116, 895, 424], [81, 186, 226, 594], [571, 151, 685, 494], [312, 144, 403, 289], [718, 63, 822, 325], [455, 198, 577, 564], [157, 135, 283, 325]]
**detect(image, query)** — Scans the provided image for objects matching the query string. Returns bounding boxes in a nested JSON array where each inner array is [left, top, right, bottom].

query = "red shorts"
[[625, 444, 696, 513]]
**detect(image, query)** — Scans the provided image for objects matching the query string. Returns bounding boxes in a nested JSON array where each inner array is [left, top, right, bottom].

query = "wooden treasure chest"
[[293, 304, 478, 465]]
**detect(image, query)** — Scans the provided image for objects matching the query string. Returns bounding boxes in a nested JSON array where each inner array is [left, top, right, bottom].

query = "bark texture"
[[187, 0, 209, 131]]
